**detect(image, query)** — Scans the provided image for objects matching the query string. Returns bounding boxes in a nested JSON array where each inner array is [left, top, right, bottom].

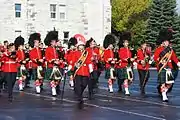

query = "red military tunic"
[[16, 50, 25, 67], [117, 47, 132, 68], [57, 47, 65, 68], [154, 46, 179, 70], [136, 48, 150, 70], [103, 49, 114, 69], [73, 50, 91, 76], [65, 49, 77, 71], [45, 46, 59, 68], [29, 47, 42, 68], [2, 52, 17, 72], [86, 47, 100, 70]]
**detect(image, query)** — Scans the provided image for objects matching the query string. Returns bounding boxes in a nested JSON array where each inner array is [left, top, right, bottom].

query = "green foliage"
[[146, 0, 177, 45]]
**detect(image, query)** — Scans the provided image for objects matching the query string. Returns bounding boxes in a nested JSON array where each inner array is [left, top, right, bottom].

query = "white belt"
[[5, 61, 16, 64]]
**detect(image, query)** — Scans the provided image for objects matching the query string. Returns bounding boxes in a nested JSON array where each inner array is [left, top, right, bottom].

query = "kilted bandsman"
[[28, 33, 44, 94], [14, 36, 27, 91], [44, 31, 62, 96], [66, 37, 78, 88], [103, 34, 116, 93], [136, 41, 151, 95], [1, 43, 17, 101], [116, 32, 134, 95], [85, 38, 101, 93], [72, 39, 93, 109], [154, 29, 180, 102]]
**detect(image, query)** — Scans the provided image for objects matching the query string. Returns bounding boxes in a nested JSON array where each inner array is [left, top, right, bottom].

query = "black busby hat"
[[28, 33, 41, 48], [85, 37, 96, 48], [156, 28, 173, 45], [14, 36, 25, 49], [68, 37, 77, 49], [118, 32, 131, 48], [103, 34, 116, 49], [44, 31, 58, 46]]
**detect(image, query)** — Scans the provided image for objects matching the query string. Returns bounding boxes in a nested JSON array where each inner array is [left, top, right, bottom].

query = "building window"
[[15, 4, 21, 18], [60, 12, 65, 19], [59, 5, 66, 20], [63, 31, 69, 39], [50, 4, 56, 18], [15, 30, 21, 37]]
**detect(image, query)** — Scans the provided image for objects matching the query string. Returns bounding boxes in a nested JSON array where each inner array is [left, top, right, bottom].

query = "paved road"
[[0, 70, 180, 120]]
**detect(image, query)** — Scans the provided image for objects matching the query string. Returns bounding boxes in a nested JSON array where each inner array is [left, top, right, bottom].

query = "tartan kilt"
[[158, 69, 166, 84], [116, 68, 128, 80], [105, 68, 110, 79], [44, 68, 53, 81], [32, 68, 37, 81], [16, 67, 28, 79], [67, 70, 74, 76]]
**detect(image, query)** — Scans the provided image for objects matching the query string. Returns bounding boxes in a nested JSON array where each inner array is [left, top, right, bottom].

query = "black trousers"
[[74, 75, 90, 101], [0, 71, 4, 89], [90, 70, 99, 89], [4, 72, 17, 98], [138, 70, 149, 90]]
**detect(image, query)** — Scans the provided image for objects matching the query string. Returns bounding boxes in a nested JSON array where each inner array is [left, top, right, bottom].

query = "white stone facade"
[[0, 0, 111, 45]]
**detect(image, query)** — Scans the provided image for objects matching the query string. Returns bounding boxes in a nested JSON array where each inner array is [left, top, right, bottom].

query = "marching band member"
[[44, 31, 62, 96], [28, 33, 44, 94], [14, 36, 28, 91], [25, 44, 32, 88], [66, 37, 78, 89], [136, 41, 151, 95], [103, 34, 116, 93], [73, 39, 92, 109], [117, 32, 134, 95], [85, 38, 100, 93], [154, 29, 180, 102], [2, 43, 17, 101]]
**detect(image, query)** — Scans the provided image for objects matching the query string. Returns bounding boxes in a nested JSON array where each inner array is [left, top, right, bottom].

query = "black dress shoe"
[[78, 100, 84, 109], [163, 99, 169, 102]]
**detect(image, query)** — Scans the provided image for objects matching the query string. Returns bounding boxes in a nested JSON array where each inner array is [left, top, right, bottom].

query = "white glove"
[[68, 65, 72, 71], [88, 64, 93, 73], [149, 60, 153, 64], [177, 62, 180, 67]]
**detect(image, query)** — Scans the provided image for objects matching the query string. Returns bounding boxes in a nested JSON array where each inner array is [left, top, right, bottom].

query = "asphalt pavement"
[[0, 70, 180, 120]]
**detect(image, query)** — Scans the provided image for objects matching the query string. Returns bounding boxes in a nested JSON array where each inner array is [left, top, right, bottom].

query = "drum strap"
[[158, 50, 172, 74], [73, 50, 88, 77]]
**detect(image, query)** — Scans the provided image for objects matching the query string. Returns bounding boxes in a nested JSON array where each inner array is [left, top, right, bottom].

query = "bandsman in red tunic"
[[28, 33, 44, 94], [44, 31, 62, 96], [72, 39, 92, 109], [14, 36, 28, 91], [103, 34, 116, 93], [85, 38, 101, 93], [154, 29, 180, 102], [136, 41, 152, 95], [1, 43, 17, 101], [66, 37, 78, 88], [116, 32, 134, 95]]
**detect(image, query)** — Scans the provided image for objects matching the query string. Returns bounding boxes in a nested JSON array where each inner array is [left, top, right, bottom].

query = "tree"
[[146, 0, 177, 45], [172, 15, 180, 58], [112, 0, 151, 31]]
